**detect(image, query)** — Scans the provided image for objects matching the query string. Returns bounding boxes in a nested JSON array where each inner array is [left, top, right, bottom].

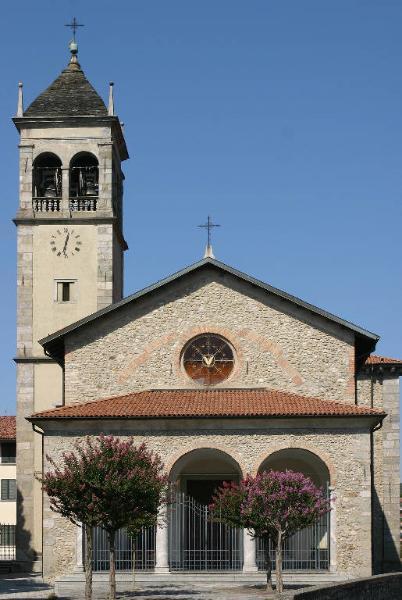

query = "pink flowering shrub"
[[210, 470, 331, 593], [40, 435, 167, 600]]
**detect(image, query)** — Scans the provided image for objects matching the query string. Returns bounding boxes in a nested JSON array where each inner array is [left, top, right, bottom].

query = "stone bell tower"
[[13, 40, 128, 570]]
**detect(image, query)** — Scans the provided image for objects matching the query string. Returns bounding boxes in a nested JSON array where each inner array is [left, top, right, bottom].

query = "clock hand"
[[62, 233, 70, 256]]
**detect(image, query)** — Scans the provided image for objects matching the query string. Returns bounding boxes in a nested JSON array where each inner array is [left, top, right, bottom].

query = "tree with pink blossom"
[[40, 435, 167, 600], [210, 470, 331, 593]]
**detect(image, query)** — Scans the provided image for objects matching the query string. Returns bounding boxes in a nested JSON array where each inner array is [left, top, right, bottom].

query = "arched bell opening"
[[168, 448, 243, 572], [257, 448, 331, 572], [32, 153, 62, 211], [69, 152, 98, 211]]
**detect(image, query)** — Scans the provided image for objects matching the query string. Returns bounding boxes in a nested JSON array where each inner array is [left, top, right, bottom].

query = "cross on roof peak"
[[198, 216, 221, 259], [65, 17, 84, 43]]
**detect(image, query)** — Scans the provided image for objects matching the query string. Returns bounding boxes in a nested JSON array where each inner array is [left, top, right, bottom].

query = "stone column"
[[243, 529, 258, 573], [61, 167, 70, 213], [329, 486, 336, 573], [154, 506, 169, 573], [73, 524, 84, 573]]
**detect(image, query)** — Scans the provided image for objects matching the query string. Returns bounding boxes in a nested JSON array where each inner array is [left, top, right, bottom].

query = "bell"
[[85, 179, 97, 196], [44, 185, 57, 198]]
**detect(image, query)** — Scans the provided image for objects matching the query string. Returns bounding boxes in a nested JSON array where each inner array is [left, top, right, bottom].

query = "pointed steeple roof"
[[24, 43, 107, 118]]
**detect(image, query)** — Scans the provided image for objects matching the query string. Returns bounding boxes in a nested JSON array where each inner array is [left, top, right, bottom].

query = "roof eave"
[[13, 115, 129, 161], [28, 412, 386, 424], [360, 363, 402, 376]]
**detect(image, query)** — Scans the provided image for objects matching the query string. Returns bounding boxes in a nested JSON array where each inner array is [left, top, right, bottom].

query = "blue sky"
[[0, 1, 401, 465]]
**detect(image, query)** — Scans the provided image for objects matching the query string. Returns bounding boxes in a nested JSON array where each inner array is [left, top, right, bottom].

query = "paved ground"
[[0, 576, 53, 599], [0, 576, 281, 599]]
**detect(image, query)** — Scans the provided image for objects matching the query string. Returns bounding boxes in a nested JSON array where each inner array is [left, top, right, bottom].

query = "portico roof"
[[365, 355, 402, 365], [0, 416, 16, 439], [29, 388, 385, 421]]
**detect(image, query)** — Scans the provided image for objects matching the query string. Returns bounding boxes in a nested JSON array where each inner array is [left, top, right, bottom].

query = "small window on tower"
[[55, 280, 76, 303]]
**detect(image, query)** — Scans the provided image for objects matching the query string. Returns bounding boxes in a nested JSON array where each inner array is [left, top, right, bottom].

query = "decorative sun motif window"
[[182, 334, 235, 386]]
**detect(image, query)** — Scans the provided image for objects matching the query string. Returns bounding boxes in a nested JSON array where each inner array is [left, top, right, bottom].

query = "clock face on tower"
[[182, 333, 235, 385], [50, 228, 82, 258]]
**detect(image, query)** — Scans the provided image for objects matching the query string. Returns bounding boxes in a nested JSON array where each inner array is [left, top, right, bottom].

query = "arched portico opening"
[[168, 448, 243, 572], [256, 448, 331, 572], [258, 448, 330, 487], [170, 447, 242, 502]]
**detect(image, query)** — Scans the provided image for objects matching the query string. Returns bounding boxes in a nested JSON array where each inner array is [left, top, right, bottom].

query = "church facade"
[[14, 42, 401, 585]]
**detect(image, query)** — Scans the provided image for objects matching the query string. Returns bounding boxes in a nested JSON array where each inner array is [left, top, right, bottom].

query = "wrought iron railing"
[[91, 497, 329, 573], [32, 198, 60, 212], [0, 525, 15, 561], [69, 197, 98, 211], [256, 511, 330, 571], [92, 526, 155, 571], [168, 492, 243, 571]]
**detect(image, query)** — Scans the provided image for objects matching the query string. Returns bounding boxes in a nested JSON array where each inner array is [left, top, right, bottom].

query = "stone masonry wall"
[[64, 269, 356, 406], [380, 377, 400, 571], [42, 424, 372, 582], [279, 573, 402, 600], [356, 374, 401, 573]]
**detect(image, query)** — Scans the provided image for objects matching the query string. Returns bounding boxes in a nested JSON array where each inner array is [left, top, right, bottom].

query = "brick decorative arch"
[[166, 443, 245, 481], [252, 442, 336, 485], [236, 328, 304, 386], [116, 322, 304, 388]]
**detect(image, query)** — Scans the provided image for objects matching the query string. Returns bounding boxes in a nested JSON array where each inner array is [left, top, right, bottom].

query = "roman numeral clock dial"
[[50, 228, 82, 258]]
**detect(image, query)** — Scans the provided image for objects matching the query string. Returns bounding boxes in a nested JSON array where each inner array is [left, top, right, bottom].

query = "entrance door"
[[186, 479, 223, 504], [168, 485, 243, 572]]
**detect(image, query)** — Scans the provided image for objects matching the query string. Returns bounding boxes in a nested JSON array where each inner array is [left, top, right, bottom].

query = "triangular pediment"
[[39, 258, 378, 364]]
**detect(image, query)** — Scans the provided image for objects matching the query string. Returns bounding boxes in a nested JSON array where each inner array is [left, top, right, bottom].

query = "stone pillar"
[[96, 224, 114, 310], [329, 486, 336, 573], [243, 529, 258, 573], [73, 525, 84, 573], [154, 506, 169, 573], [18, 144, 34, 213], [61, 167, 70, 213], [97, 142, 113, 213], [380, 377, 401, 572]]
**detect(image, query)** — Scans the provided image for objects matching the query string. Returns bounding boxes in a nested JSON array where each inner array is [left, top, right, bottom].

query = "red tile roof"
[[0, 416, 16, 439], [31, 389, 385, 420], [365, 355, 402, 365]]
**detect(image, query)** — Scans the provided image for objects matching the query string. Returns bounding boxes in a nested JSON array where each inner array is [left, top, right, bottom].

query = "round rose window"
[[182, 334, 235, 385]]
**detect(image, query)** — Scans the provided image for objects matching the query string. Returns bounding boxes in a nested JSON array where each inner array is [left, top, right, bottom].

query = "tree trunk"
[[84, 525, 93, 600], [264, 537, 273, 592], [108, 530, 116, 600], [275, 529, 284, 594], [131, 547, 136, 593]]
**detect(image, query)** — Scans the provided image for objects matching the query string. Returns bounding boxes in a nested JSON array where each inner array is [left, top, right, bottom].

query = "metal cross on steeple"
[[65, 17, 84, 42], [198, 216, 221, 259]]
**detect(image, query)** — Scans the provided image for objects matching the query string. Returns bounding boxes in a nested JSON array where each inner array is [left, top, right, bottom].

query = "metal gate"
[[168, 492, 243, 571], [256, 511, 330, 571], [92, 526, 155, 571]]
